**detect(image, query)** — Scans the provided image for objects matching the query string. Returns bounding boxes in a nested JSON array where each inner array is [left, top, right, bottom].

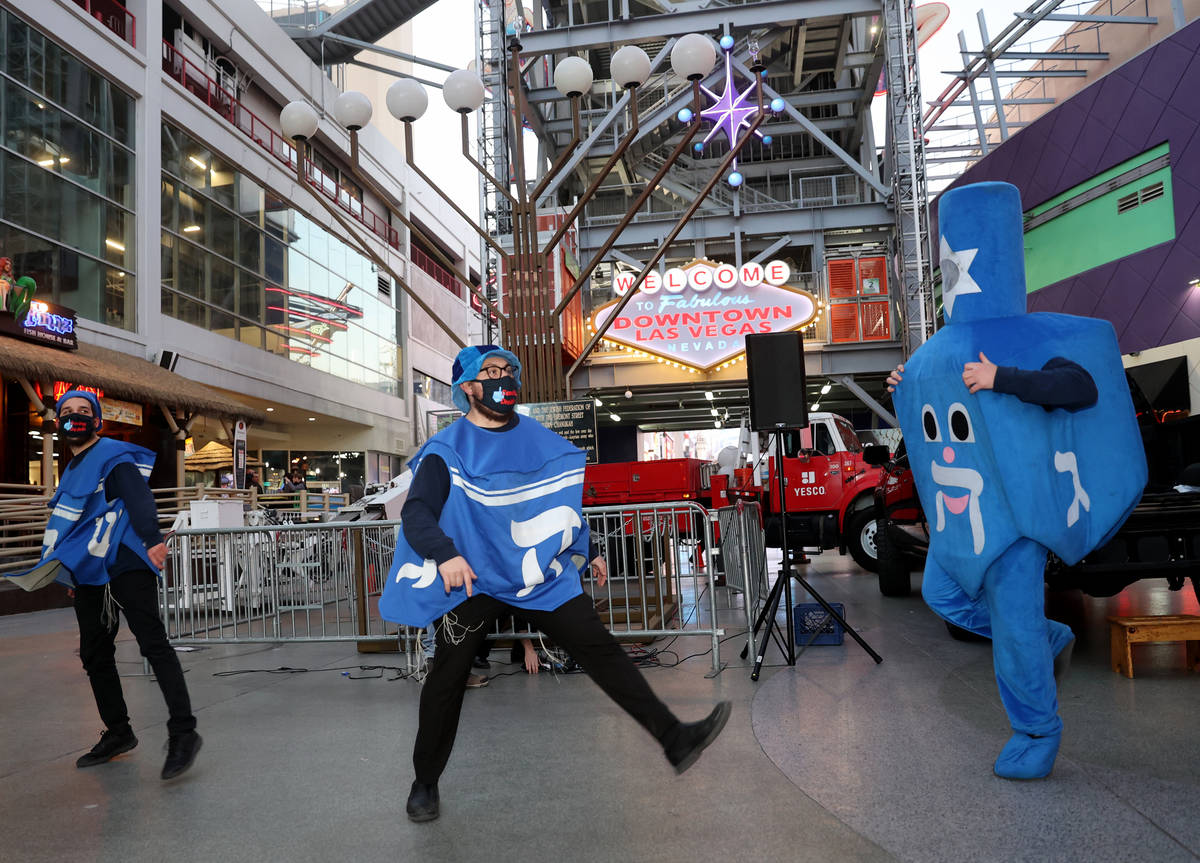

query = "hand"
[[146, 542, 168, 570], [437, 555, 477, 597], [962, 351, 997, 394], [523, 640, 540, 674], [886, 363, 904, 393], [590, 556, 607, 589]]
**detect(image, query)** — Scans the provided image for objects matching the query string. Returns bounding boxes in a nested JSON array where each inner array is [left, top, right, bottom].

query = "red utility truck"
[[582, 412, 883, 570]]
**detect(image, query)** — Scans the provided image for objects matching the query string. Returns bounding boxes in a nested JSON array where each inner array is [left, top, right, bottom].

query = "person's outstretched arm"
[[965, 352, 1098, 412]]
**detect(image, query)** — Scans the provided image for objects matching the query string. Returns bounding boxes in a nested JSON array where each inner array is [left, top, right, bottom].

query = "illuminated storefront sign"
[[52, 381, 103, 401], [35, 382, 105, 403], [0, 299, 78, 349], [591, 260, 820, 371]]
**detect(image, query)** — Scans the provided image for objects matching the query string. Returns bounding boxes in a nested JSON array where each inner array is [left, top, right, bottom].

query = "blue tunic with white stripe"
[[35, 438, 158, 587], [379, 415, 590, 628]]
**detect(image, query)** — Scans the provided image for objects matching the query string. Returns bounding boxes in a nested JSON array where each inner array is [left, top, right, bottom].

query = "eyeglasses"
[[476, 364, 516, 380]]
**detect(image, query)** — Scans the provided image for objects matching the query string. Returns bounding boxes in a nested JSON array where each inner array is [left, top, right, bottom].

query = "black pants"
[[413, 592, 679, 784], [74, 568, 196, 736]]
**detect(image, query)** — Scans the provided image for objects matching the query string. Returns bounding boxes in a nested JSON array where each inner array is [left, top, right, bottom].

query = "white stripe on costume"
[[446, 466, 584, 499], [51, 504, 84, 522], [449, 468, 584, 507]]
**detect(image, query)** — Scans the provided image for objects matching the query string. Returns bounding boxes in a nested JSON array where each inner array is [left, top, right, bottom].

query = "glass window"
[[2, 10, 133, 146], [209, 255, 235, 311], [238, 220, 262, 274], [160, 121, 404, 396], [0, 155, 133, 328], [176, 238, 204, 298], [238, 277, 262, 321], [811, 423, 837, 456], [207, 200, 237, 262], [834, 417, 863, 453], [161, 178, 177, 230]]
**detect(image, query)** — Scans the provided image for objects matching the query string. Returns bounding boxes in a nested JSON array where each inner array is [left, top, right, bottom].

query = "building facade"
[[0, 0, 480, 493]]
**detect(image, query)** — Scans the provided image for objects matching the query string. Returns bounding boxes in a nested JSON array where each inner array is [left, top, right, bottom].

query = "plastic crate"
[[793, 602, 845, 646]]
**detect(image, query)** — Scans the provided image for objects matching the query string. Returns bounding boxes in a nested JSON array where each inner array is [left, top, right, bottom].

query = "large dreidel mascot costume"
[[892, 181, 1145, 779]]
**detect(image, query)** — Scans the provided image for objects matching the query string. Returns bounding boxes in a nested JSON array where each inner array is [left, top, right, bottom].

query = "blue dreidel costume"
[[892, 182, 1145, 779], [379, 346, 592, 629]]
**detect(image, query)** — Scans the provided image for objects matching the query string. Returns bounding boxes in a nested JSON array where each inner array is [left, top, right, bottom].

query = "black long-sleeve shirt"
[[401, 415, 600, 564], [992, 356, 1097, 412], [67, 441, 164, 576]]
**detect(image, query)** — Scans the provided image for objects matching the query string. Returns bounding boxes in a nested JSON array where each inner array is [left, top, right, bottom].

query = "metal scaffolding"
[[884, 0, 935, 353], [922, 0, 1185, 185]]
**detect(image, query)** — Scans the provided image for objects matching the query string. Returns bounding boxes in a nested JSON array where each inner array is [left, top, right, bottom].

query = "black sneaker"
[[472, 656, 491, 670], [406, 780, 440, 822], [161, 731, 202, 780], [76, 726, 138, 768], [663, 701, 732, 775]]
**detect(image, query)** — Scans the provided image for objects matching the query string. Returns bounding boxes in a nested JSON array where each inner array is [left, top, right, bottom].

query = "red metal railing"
[[73, 0, 135, 47], [161, 39, 400, 250], [411, 244, 461, 297]]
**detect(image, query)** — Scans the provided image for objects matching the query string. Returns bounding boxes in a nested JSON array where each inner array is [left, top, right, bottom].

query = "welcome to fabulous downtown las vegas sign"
[[590, 259, 820, 372]]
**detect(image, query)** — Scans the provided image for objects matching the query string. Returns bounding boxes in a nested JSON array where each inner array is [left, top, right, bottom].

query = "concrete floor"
[[1, 552, 1198, 863]]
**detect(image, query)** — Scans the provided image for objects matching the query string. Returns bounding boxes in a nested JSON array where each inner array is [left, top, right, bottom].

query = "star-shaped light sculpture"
[[939, 235, 982, 319], [699, 45, 765, 168]]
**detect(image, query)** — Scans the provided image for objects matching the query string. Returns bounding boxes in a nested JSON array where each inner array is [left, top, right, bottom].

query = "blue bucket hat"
[[451, 344, 521, 413], [56, 389, 103, 430]]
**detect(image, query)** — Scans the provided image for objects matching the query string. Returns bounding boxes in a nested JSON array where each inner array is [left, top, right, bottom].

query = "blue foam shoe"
[[993, 731, 1061, 780]]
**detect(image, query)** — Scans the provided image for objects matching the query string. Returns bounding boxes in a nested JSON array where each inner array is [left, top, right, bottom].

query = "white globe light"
[[610, 45, 651, 89], [670, 33, 716, 81], [385, 78, 428, 122], [280, 100, 319, 141], [442, 69, 486, 113], [332, 90, 372, 130], [554, 56, 594, 97]]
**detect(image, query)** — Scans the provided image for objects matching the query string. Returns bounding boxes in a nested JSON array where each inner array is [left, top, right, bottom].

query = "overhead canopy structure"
[[0, 339, 265, 423], [274, 0, 441, 65]]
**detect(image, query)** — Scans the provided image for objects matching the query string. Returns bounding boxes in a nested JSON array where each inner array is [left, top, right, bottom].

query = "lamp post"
[[281, 30, 771, 404]]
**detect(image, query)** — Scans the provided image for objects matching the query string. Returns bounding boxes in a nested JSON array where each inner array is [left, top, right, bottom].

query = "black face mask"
[[59, 412, 97, 441], [475, 376, 519, 415]]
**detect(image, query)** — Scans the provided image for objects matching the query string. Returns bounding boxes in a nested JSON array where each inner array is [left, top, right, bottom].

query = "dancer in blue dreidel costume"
[[890, 182, 1144, 780], [379, 345, 732, 823]]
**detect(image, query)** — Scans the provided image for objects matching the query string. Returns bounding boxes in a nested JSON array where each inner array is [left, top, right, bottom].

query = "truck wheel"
[[875, 517, 912, 597], [846, 509, 880, 573]]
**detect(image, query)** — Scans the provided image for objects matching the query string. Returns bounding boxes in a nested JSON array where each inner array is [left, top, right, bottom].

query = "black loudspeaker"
[[745, 331, 808, 431]]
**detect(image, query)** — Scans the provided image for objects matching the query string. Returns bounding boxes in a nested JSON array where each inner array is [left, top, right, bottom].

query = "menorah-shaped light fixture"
[[280, 31, 772, 404]]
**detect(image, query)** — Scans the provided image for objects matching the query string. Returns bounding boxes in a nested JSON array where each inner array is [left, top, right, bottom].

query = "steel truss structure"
[[924, 0, 1187, 185]]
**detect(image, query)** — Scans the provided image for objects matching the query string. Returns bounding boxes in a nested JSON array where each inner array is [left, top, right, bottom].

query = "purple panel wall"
[[939, 19, 1200, 353]]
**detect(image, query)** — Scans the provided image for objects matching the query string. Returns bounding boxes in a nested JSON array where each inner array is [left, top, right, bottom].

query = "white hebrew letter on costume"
[[1053, 450, 1090, 527]]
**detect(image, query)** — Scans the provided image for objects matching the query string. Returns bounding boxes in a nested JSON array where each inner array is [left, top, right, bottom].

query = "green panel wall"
[[1023, 145, 1176, 294]]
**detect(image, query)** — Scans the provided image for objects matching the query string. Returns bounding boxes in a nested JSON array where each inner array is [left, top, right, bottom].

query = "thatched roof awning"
[[0, 337, 266, 423], [185, 441, 263, 471]]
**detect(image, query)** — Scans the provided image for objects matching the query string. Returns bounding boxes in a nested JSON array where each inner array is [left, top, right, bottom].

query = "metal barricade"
[[159, 520, 416, 653], [716, 501, 769, 663], [580, 501, 723, 672], [160, 503, 725, 672]]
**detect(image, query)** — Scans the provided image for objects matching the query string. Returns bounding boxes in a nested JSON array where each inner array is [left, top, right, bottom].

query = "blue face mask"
[[476, 376, 518, 415]]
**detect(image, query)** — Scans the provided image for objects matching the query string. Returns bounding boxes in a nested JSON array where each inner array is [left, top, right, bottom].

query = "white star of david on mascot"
[[939, 236, 981, 318]]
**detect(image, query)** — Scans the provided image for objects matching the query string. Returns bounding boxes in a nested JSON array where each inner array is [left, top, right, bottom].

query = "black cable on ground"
[[212, 664, 414, 681]]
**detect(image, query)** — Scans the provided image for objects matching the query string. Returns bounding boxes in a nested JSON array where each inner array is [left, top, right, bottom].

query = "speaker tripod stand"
[[742, 431, 883, 680]]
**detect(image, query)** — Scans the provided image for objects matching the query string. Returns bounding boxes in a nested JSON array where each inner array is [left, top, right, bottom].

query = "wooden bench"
[[1107, 615, 1200, 678]]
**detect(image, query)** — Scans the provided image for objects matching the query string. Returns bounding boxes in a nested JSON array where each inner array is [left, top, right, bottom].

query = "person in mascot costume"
[[888, 182, 1145, 779], [380, 345, 731, 822]]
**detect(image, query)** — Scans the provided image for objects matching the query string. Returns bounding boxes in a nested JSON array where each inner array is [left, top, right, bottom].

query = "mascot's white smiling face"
[[921, 400, 986, 553]]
